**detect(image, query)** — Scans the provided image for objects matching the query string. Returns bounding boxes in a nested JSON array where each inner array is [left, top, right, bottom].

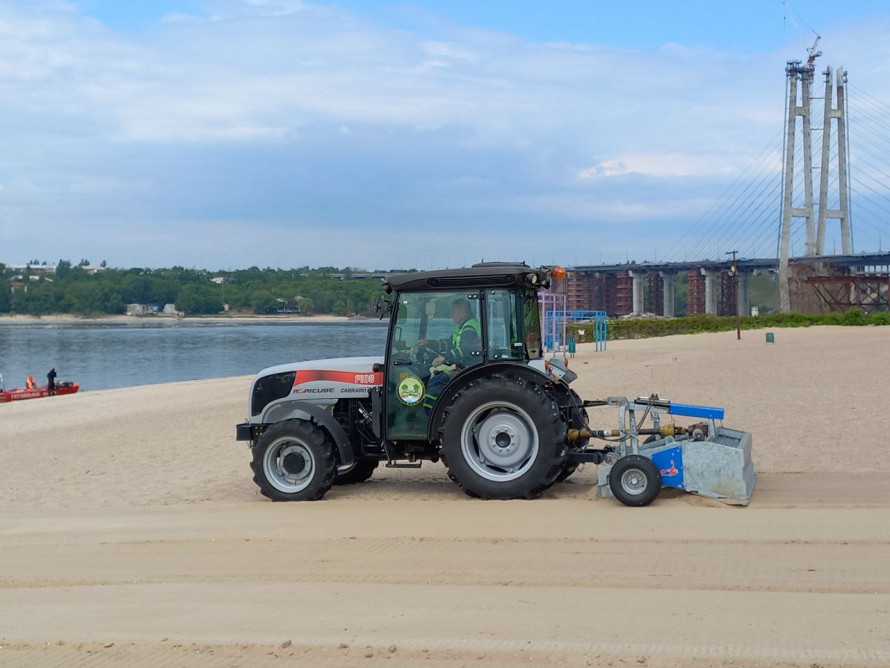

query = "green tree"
[[61, 281, 123, 315], [55, 260, 72, 279], [0, 283, 10, 313], [250, 289, 279, 314], [175, 284, 222, 315], [121, 274, 155, 304], [12, 283, 61, 315], [294, 296, 314, 314]]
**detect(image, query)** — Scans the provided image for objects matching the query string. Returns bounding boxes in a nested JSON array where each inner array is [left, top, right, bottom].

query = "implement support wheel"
[[609, 455, 662, 507]]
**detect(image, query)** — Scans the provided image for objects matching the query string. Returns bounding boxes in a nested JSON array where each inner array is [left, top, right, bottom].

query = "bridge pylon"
[[816, 66, 852, 256], [779, 57, 818, 312]]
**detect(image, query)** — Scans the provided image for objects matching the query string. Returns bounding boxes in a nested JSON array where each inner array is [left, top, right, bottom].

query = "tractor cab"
[[379, 264, 548, 443]]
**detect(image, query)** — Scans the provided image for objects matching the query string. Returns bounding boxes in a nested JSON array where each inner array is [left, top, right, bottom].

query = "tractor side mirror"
[[375, 296, 392, 320]]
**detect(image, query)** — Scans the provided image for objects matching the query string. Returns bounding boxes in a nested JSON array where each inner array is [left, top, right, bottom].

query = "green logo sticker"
[[397, 376, 425, 406]]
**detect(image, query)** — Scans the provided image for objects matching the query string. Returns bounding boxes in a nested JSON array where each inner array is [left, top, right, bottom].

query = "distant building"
[[5, 263, 106, 275], [126, 304, 161, 316]]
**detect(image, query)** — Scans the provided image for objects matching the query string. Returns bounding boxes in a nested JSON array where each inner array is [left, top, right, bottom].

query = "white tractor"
[[236, 263, 755, 506]]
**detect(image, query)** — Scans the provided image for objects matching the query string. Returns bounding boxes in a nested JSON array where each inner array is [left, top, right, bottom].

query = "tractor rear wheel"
[[440, 375, 566, 499], [250, 419, 336, 501], [608, 455, 661, 507], [552, 389, 588, 485]]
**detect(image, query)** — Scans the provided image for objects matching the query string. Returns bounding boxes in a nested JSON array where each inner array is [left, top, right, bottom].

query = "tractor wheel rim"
[[264, 437, 314, 493], [460, 402, 539, 482], [620, 468, 648, 495]]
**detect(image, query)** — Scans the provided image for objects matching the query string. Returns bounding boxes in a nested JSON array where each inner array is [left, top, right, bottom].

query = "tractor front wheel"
[[441, 375, 566, 499], [334, 458, 379, 485], [250, 420, 336, 501]]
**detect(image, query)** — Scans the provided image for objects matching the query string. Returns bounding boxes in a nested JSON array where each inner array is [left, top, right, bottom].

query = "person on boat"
[[47, 368, 57, 396], [26, 375, 36, 390]]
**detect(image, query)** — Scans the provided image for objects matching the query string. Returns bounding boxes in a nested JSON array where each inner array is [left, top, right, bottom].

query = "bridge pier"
[[628, 270, 646, 315], [647, 273, 662, 314], [702, 268, 719, 315], [687, 269, 705, 315], [737, 271, 751, 317], [658, 271, 677, 318], [718, 270, 752, 317], [592, 271, 633, 316], [640, 271, 677, 317]]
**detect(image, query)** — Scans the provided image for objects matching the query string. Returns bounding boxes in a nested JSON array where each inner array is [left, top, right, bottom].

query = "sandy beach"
[[1, 326, 888, 666]]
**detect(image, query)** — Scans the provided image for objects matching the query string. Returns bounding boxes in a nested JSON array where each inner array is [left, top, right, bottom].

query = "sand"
[[1, 326, 888, 666]]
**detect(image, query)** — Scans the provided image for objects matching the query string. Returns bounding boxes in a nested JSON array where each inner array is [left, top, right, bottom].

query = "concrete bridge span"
[[563, 253, 890, 317]]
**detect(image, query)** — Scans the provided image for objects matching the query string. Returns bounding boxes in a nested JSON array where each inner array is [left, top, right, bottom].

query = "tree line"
[[0, 262, 401, 317]]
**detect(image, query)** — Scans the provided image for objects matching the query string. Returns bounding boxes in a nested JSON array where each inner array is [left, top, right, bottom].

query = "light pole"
[[726, 251, 740, 340]]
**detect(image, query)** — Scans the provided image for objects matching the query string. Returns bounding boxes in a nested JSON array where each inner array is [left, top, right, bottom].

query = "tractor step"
[[384, 461, 423, 469]]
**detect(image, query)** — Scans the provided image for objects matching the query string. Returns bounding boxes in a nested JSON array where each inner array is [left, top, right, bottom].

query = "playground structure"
[[538, 291, 607, 358]]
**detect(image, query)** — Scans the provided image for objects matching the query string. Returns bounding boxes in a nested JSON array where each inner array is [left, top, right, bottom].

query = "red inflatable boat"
[[0, 381, 80, 403]]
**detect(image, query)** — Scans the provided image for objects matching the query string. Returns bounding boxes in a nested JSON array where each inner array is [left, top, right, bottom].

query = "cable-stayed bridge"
[[564, 48, 890, 317]]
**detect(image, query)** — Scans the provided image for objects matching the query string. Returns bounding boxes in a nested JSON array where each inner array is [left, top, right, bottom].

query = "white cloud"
[[422, 40, 479, 63], [0, 2, 887, 268], [578, 152, 752, 180]]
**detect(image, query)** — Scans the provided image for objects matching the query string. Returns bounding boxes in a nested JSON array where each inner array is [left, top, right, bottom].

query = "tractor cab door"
[[384, 291, 482, 441]]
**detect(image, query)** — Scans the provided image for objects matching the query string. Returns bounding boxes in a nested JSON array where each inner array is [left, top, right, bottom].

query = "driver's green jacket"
[[422, 317, 482, 413], [437, 317, 481, 366]]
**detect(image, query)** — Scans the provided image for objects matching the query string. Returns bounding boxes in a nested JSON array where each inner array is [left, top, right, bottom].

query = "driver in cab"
[[417, 298, 481, 411]]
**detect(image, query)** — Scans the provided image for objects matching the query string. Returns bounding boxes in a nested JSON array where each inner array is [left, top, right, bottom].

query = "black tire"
[[250, 419, 336, 501], [608, 455, 661, 507], [333, 458, 379, 485], [554, 462, 579, 484], [439, 453, 478, 496], [440, 374, 566, 500], [553, 389, 588, 485]]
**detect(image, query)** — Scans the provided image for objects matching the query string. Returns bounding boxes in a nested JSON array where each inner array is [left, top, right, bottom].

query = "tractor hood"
[[256, 356, 383, 381], [249, 357, 384, 418]]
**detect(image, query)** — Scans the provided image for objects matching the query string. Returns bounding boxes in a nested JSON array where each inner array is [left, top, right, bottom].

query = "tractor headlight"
[[251, 371, 296, 417]]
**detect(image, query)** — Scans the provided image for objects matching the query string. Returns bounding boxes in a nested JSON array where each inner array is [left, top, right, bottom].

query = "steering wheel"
[[413, 344, 438, 368]]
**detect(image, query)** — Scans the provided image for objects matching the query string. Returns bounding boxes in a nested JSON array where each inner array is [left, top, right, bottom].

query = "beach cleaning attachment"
[[568, 395, 756, 506]]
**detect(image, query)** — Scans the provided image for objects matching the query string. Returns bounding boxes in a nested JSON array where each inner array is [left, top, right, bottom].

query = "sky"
[[1, 0, 889, 270]]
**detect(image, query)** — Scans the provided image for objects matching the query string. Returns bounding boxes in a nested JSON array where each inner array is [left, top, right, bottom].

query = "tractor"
[[236, 262, 755, 506]]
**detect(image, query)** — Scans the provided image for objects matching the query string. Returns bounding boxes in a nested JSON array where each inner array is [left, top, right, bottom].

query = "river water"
[[0, 321, 388, 393]]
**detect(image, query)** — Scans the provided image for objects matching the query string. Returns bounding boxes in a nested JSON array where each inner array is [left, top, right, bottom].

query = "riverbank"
[[1, 326, 888, 666], [0, 313, 357, 326], [0, 317, 387, 393]]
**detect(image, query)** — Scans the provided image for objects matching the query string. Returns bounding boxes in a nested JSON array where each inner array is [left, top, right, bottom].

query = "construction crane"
[[806, 35, 822, 67]]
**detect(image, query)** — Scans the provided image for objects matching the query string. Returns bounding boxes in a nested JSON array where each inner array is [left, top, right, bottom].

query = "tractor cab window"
[[389, 292, 482, 366], [386, 291, 482, 440], [523, 291, 542, 359], [485, 290, 523, 360]]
